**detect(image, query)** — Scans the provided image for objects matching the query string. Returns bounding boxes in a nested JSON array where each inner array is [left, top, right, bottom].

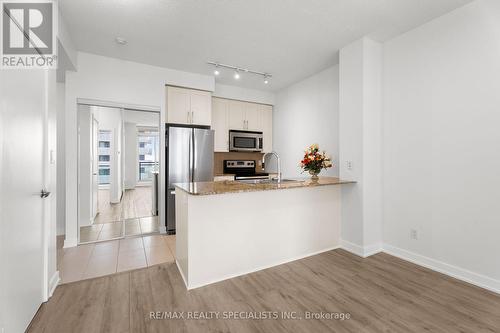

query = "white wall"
[[123, 122, 138, 189], [273, 66, 339, 178], [77, 106, 92, 226], [56, 83, 66, 235], [339, 38, 383, 255], [382, 0, 500, 286], [123, 110, 160, 127], [214, 83, 275, 105]]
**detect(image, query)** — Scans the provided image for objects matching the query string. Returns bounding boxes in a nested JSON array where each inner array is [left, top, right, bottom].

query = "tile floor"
[[79, 216, 160, 243], [57, 234, 175, 284]]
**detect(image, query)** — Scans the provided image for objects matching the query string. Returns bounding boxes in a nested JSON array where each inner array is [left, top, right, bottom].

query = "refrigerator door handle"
[[188, 129, 194, 182], [191, 129, 195, 182]]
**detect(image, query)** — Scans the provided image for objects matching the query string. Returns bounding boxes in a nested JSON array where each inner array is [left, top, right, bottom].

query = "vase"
[[309, 170, 320, 181]]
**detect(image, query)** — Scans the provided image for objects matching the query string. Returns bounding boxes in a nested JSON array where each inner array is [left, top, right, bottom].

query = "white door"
[[91, 117, 99, 219], [190, 90, 212, 126], [0, 70, 47, 332]]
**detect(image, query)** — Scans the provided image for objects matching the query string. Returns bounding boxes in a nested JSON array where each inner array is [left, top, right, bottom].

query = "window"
[[98, 130, 112, 185], [98, 168, 110, 184], [99, 169, 110, 175], [138, 129, 159, 181]]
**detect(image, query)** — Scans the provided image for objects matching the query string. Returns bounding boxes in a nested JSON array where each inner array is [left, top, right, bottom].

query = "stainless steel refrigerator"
[[166, 125, 214, 234]]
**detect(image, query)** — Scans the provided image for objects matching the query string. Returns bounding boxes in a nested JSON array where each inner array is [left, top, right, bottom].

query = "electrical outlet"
[[410, 229, 418, 240], [346, 161, 353, 170]]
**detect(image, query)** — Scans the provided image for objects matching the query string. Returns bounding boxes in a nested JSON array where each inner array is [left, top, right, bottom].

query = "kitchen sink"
[[237, 178, 303, 185]]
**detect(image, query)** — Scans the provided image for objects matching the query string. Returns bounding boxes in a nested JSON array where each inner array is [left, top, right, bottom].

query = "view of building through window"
[[98, 130, 112, 184], [138, 129, 159, 181]]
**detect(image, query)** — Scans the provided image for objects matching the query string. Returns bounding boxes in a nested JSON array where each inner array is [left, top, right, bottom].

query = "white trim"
[[364, 243, 384, 257], [159, 226, 166, 234], [48, 271, 60, 298], [383, 243, 500, 295], [77, 98, 160, 113], [340, 240, 383, 258], [185, 246, 340, 290], [63, 236, 78, 248]]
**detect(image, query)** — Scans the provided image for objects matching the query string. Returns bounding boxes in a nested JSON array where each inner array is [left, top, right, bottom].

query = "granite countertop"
[[174, 177, 355, 196]]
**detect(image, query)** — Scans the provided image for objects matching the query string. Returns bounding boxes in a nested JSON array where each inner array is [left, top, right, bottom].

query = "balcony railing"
[[139, 161, 158, 182]]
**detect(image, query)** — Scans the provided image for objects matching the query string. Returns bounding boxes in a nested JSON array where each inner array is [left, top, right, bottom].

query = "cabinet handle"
[[192, 111, 194, 123], [187, 112, 190, 123]]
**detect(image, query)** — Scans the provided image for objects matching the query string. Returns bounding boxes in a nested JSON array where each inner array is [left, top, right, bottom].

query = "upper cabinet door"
[[244, 102, 262, 131], [167, 86, 191, 124], [261, 105, 273, 153], [190, 90, 212, 126], [212, 98, 229, 152], [228, 100, 245, 130]]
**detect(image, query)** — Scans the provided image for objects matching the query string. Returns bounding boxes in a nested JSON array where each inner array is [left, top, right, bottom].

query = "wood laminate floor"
[[94, 187, 153, 224], [28, 250, 500, 333]]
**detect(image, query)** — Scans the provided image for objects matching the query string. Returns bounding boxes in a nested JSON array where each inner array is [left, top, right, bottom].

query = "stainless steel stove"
[[223, 160, 269, 180]]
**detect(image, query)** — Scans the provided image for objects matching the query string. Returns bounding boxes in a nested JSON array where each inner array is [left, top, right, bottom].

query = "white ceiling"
[[60, 0, 472, 91]]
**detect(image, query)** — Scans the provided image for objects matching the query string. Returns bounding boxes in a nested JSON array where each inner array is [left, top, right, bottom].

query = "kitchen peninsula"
[[174, 177, 354, 289]]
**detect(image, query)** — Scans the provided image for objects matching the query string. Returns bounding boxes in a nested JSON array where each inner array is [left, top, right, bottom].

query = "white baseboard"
[[63, 236, 78, 248], [340, 239, 383, 258], [159, 226, 166, 234], [48, 271, 60, 298], [383, 243, 500, 295]]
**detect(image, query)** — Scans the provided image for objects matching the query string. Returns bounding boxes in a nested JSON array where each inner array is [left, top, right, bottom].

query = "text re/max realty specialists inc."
[[150, 311, 351, 321]]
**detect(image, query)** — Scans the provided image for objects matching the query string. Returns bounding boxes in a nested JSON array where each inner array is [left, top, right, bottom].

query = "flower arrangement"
[[300, 144, 333, 179]]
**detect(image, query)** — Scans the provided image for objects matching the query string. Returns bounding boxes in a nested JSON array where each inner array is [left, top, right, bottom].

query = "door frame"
[[75, 99, 163, 244], [91, 116, 99, 221]]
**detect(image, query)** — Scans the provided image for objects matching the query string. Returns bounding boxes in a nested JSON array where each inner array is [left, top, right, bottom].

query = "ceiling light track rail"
[[207, 61, 272, 78]]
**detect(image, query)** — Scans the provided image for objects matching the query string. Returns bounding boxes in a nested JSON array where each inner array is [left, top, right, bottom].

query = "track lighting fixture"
[[207, 61, 272, 83]]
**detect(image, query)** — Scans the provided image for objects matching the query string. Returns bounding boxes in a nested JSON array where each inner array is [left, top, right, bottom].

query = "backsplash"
[[214, 152, 264, 175]]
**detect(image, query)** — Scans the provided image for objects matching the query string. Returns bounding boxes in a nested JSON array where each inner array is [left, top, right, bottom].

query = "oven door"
[[229, 131, 263, 152]]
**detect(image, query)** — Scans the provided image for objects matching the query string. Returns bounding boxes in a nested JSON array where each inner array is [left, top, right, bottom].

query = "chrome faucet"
[[262, 151, 281, 182]]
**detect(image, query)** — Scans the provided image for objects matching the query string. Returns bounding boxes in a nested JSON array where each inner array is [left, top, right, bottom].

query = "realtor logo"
[[1, 0, 57, 69]]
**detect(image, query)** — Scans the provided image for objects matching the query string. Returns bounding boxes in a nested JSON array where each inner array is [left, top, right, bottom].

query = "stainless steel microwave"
[[229, 130, 263, 152]]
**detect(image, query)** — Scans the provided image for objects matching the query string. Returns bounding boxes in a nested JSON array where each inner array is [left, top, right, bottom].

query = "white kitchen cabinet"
[[228, 100, 246, 130], [167, 86, 191, 124], [212, 97, 273, 153], [167, 86, 211, 126], [212, 98, 229, 152], [261, 104, 273, 153], [190, 90, 212, 126], [228, 100, 262, 131], [244, 102, 262, 131]]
